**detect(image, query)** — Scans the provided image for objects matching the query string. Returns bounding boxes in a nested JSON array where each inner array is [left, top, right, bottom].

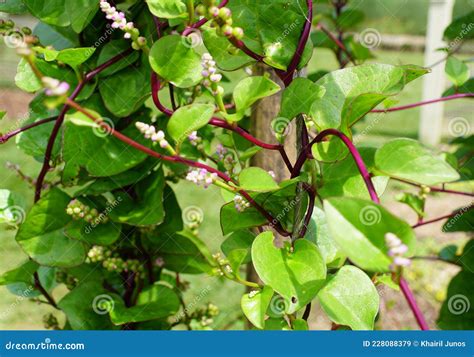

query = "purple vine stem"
[[413, 205, 473, 228], [150, 74, 293, 171], [34, 49, 133, 202], [371, 93, 474, 113], [291, 128, 431, 330], [278, 0, 314, 86], [316, 23, 356, 66], [399, 277, 430, 330], [393, 177, 474, 197], [0, 117, 56, 144], [65, 99, 291, 237], [292, 128, 380, 204]]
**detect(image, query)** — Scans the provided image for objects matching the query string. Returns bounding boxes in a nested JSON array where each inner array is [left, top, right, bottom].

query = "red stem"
[[151, 73, 174, 116], [412, 205, 473, 228], [393, 177, 474, 197], [0, 117, 56, 144], [34, 50, 132, 202], [292, 129, 380, 204], [316, 23, 356, 66], [65, 100, 290, 237], [150, 74, 292, 170], [371, 93, 474, 113], [279, 0, 314, 85], [399, 277, 430, 330], [298, 183, 316, 238]]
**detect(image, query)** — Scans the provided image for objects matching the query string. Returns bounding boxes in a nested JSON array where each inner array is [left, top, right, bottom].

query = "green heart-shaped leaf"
[[324, 197, 416, 272], [167, 104, 215, 147], [251, 231, 327, 314], [149, 35, 202, 88], [318, 266, 379, 330], [241, 286, 273, 329], [239, 167, 280, 192], [375, 138, 460, 185]]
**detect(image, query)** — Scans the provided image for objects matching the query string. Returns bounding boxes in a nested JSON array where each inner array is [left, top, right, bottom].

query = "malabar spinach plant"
[[0, 0, 473, 330]]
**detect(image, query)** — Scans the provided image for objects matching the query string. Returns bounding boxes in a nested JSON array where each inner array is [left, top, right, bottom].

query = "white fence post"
[[419, 0, 455, 146]]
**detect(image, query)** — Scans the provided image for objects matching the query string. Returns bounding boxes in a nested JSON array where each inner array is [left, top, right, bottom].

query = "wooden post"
[[419, 0, 454, 146], [245, 64, 299, 321]]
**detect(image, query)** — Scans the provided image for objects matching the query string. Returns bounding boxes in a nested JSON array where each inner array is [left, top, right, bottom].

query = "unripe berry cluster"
[[86, 245, 111, 263], [66, 199, 108, 224], [55, 270, 78, 290], [102, 257, 142, 273], [100, 0, 147, 50], [43, 313, 60, 330], [196, 1, 244, 40], [385, 233, 411, 270], [212, 252, 233, 276], [420, 185, 431, 199], [186, 214, 203, 236], [86, 245, 144, 275], [188, 303, 220, 330]]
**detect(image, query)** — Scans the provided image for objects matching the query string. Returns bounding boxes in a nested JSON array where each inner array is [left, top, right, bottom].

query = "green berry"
[[232, 27, 244, 40], [21, 27, 32, 35], [218, 7, 232, 20], [196, 4, 206, 15], [222, 25, 233, 37]]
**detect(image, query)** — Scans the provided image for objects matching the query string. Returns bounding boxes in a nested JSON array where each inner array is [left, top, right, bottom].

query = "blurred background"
[[0, 0, 473, 330]]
